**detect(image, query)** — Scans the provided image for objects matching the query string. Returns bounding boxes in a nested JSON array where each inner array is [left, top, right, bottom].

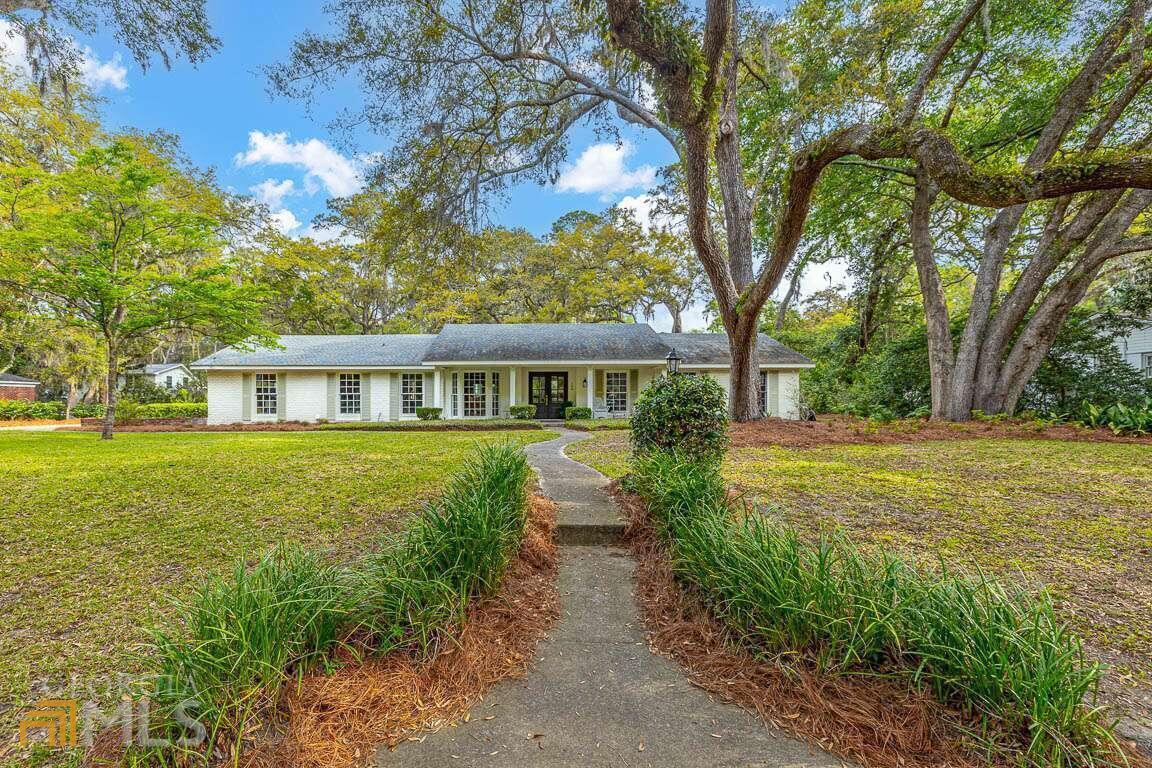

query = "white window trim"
[[254, 372, 278, 420], [401, 372, 424, 416], [338, 373, 362, 419], [605, 371, 628, 414]]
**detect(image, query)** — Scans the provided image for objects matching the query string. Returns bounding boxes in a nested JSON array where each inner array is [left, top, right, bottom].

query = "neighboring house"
[[191, 323, 813, 424], [1115, 318, 1152, 379], [121, 363, 195, 390], [0, 373, 38, 401]]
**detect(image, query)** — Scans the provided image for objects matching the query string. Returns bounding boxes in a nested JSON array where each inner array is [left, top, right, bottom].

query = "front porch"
[[429, 365, 663, 420]]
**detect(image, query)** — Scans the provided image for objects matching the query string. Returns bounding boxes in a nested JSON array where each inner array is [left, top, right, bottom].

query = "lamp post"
[[665, 348, 682, 375]]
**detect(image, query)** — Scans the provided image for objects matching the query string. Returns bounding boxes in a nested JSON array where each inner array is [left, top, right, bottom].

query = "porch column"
[[432, 369, 442, 408], [508, 366, 517, 406], [586, 367, 595, 408]]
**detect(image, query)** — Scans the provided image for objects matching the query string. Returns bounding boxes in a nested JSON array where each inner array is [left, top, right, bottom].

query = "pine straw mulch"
[[614, 485, 1152, 768], [729, 415, 1152, 449], [242, 494, 561, 768]]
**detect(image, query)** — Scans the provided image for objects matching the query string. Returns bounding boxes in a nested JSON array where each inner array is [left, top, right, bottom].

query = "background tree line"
[[2, 0, 1151, 428]]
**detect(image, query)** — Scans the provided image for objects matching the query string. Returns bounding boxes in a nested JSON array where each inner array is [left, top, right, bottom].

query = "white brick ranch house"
[[191, 323, 813, 424]]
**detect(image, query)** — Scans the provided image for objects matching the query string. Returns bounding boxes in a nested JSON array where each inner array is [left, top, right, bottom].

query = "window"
[[339, 373, 361, 416], [1142, 352, 1152, 378], [255, 373, 277, 416], [451, 372, 459, 417], [606, 372, 628, 413], [165, 375, 173, 388], [757, 371, 768, 416], [401, 373, 423, 415], [463, 371, 486, 417], [491, 372, 500, 417]]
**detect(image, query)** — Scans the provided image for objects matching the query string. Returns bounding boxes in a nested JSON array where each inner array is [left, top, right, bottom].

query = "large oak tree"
[[274, 0, 1152, 420]]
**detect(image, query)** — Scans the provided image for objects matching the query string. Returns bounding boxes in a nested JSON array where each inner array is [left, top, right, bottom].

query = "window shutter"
[[594, 370, 604, 398], [360, 373, 372, 421], [389, 373, 400, 421], [326, 373, 337, 420], [628, 369, 639, 409], [423, 372, 432, 407], [241, 373, 253, 421], [276, 373, 287, 421], [768, 371, 780, 416]]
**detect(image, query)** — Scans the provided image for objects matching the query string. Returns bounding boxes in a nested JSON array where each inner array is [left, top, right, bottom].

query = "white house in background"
[[121, 363, 195, 390], [1115, 318, 1152, 378], [190, 323, 814, 424]]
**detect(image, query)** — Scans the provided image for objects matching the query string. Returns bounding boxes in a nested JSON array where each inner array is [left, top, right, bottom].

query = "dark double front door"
[[528, 372, 568, 419]]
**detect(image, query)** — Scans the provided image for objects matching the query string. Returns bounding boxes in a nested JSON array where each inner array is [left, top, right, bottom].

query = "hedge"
[[0, 400, 106, 421], [116, 402, 208, 419]]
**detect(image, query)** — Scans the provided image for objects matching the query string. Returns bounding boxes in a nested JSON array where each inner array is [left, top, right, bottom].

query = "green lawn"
[[568, 431, 1152, 717], [0, 429, 553, 743]]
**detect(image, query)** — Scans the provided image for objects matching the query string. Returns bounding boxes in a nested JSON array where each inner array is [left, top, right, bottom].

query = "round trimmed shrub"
[[631, 374, 729, 461], [415, 406, 443, 421], [564, 406, 593, 420], [508, 405, 537, 420]]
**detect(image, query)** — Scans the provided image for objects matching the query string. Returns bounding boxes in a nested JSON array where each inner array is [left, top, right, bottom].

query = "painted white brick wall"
[[207, 372, 242, 424], [285, 373, 328, 422]]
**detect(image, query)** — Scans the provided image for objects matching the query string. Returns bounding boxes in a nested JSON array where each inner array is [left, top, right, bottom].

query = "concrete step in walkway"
[[377, 429, 844, 768], [527, 429, 627, 546]]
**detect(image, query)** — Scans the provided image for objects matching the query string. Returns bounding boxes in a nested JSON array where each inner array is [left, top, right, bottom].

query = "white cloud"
[[555, 141, 657, 198], [78, 48, 127, 91], [0, 22, 25, 73], [268, 209, 302, 235], [300, 222, 351, 244], [250, 178, 296, 209], [235, 131, 361, 198], [0, 21, 127, 91]]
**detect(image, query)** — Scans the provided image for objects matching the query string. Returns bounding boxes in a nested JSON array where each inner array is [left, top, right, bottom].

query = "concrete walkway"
[[379, 429, 844, 768]]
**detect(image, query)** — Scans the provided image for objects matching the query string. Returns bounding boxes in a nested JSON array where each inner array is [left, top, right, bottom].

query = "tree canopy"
[[272, 0, 1152, 420]]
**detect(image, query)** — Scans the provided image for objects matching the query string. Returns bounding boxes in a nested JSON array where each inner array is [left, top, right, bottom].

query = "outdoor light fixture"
[[665, 348, 682, 375]]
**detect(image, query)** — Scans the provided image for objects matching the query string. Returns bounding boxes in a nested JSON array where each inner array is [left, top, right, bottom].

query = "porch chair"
[[592, 397, 610, 419]]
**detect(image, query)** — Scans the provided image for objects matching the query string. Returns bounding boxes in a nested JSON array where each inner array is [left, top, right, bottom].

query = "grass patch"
[[564, 417, 631, 431], [570, 432, 1152, 704], [628, 451, 1119, 766], [143, 442, 532, 761], [0, 429, 553, 747]]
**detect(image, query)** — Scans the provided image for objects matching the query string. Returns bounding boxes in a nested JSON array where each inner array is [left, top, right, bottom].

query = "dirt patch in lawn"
[[239, 494, 560, 768], [730, 414, 1152, 449], [616, 484, 1152, 768]]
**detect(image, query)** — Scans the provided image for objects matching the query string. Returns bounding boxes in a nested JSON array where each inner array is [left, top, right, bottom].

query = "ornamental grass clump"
[[144, 441, 531, 759], [630, 450, 1115, 766]]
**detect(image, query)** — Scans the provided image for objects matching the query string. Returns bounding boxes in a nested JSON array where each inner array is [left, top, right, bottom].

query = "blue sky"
[[32, 0, 678, 239], [3, 0, 840, 330]]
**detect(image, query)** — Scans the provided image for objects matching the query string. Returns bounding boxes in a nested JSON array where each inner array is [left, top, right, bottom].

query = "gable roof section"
[[422, 323, 670, 362], [660, 333, 813, 366], [0, 373, 38, 385], [192, 335, 437, 368]]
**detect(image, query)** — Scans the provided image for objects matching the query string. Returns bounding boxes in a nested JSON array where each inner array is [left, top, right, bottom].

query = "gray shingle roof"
[[659, 333, 813, 366], [190, 326, 812, 368], [192, 335, 437, 368], [0, 373, 38, 384], [423, 323, 671, 362]]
